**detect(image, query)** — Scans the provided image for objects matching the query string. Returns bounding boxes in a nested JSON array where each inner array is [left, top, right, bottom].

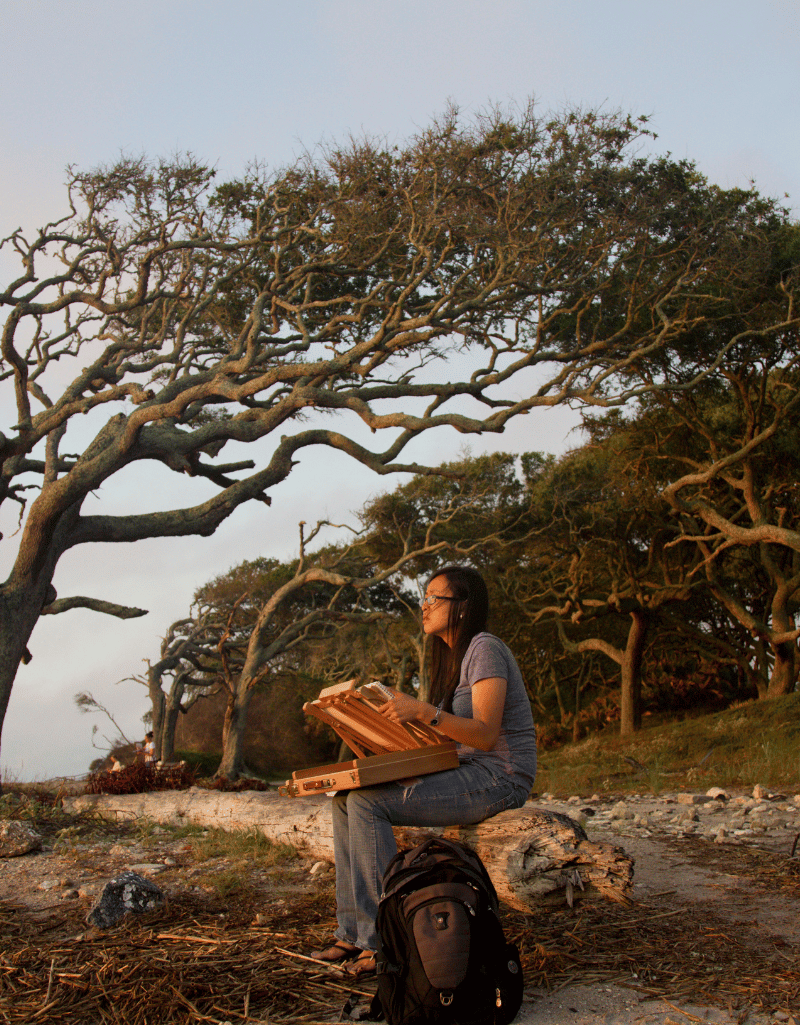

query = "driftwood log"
[[64, 788, 633, 912]]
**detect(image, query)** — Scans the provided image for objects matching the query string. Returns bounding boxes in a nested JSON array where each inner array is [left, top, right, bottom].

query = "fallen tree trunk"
[[64, 788, 632, 911]]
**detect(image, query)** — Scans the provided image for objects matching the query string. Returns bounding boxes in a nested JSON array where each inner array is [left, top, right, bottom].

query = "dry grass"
[[1, 844, 799, 1023]]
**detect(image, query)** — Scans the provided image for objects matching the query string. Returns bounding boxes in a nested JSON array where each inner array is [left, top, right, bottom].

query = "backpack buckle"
[[439, 992, 454, 1006]]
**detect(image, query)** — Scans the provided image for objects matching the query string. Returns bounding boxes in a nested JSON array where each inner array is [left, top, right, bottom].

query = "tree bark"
[[216, 684, 257, 778], [63, 789, 633, 910], [620, 610, 648, 737], [162, 696, 182, 763], [768, 640, 797, 697]]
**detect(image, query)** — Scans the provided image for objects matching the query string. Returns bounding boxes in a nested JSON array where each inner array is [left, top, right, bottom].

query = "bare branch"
[[41, 597, 148, 619]]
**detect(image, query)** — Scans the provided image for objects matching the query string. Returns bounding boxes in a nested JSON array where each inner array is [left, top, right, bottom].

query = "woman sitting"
[[312, 564, 537, 977]]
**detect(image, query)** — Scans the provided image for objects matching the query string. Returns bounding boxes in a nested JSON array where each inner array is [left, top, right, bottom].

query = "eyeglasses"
[[419, 594, 460, 608]]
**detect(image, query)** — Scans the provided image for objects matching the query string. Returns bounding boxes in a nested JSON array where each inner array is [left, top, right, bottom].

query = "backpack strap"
[[340, 991, 385, 1021]]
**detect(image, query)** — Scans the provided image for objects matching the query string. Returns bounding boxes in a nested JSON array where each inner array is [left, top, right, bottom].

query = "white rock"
[[610, 802, 633, 820], [567, 796, 581, 804], [705, 787, 729, 800], [752, 784, 768, 799], [309, 860, 330, 876], [38, 878, 58, 890], [0, 820, 42, 858]]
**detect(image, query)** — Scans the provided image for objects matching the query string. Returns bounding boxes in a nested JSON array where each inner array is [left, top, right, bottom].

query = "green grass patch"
[[188, 826, 298, 868], [185, 827, 300, 898], [535, 694, 800, 797]]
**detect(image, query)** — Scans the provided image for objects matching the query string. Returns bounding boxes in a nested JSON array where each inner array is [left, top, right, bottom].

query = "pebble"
[[128, 863, 167, 875]]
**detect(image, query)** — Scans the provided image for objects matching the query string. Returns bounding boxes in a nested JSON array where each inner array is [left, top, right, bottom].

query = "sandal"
[[310, 940, 362, 964], [346, 951, 377, 978]]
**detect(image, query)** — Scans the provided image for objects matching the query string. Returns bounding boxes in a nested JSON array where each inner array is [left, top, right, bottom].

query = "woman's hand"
[[378, 679, 507, 751], [378, 687, 428, 724]]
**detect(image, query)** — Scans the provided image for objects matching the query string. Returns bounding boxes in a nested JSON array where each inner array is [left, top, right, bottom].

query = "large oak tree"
[[0, 104, 775, 770]]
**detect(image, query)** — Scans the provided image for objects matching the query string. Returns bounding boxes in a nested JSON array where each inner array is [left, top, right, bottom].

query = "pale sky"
[[1, 0, 798, 780]]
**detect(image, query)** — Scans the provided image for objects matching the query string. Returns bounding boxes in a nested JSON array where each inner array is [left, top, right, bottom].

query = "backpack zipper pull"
[[496, 987, 502, 1008]]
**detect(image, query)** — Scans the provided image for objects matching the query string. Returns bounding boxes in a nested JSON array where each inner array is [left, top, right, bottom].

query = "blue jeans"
[[331, 761, 531, 952]]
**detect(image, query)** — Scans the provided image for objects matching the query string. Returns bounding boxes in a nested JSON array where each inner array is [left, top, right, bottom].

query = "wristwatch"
[[429, 701, 444, 727]]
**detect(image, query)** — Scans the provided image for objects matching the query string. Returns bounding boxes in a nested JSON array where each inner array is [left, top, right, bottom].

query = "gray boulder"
[[87, 870, 165, 929], [0, 820, 42, 857]]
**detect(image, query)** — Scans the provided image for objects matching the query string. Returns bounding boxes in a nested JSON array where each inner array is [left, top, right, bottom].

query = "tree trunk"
[[148, 675, 167, 761], [216, 681, 256, 779], [767, 597, 798, 697], [619, 610, 648, 737], [162, 696, 182, 762], [0, 579, 55, 789], [64, 789, 633, 910], [768, 640, 797, 697]]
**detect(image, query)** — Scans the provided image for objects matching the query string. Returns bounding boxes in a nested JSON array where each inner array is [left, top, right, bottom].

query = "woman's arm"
[[379, 678, 507, 752]]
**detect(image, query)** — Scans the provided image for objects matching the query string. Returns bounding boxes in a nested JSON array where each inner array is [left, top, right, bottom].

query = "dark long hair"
[[426, 565, 489, 711]]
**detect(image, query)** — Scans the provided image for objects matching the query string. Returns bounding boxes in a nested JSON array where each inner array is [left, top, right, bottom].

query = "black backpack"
[[371, 836, 524, 1025]]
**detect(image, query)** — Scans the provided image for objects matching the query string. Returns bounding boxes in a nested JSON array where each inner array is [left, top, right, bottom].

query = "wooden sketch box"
[[279, 680, 459, 798]]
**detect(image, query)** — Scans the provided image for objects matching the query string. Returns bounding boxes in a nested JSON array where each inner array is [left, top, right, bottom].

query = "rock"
[[129, 863, 167, 875], [309, 860, 330, 876], [705, 787, 729, 800], [0, 820, 42, 857], [62, 888, 80, 900], [87, 871, 165, 929], [752, 784, 768, 800], [677, 793, 711, 805], [610, 801, 633, 820], [38, 878, 58, 890]]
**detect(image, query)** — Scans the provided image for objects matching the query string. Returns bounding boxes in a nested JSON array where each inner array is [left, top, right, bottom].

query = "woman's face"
[[421, 575, 458, 645]]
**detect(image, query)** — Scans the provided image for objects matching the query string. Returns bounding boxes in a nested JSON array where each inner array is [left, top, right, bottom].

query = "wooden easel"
[[279, 680, 459, 797]]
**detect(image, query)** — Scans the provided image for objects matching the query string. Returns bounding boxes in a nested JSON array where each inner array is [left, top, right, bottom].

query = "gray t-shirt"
[[451, 632, 537, 788]]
